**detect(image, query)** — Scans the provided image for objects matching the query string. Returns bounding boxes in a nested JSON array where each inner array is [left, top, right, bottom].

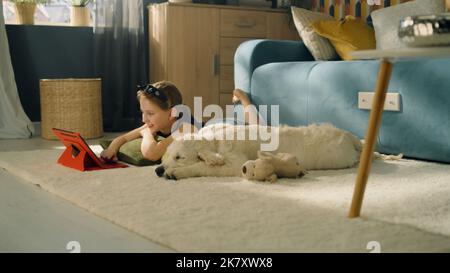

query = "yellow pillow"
[[311, 16, 375, 60]]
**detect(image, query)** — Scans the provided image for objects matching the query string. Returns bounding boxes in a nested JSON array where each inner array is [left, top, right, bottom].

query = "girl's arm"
[[140, 128, 173, 161], [101, 124, 147, 160], [140, 123, 198, 161]]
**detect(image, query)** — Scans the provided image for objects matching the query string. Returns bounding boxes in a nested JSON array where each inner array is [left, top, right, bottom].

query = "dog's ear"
[[197, 150, 225, 166]]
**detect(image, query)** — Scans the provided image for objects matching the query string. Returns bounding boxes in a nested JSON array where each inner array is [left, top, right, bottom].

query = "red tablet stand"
[[52, 128, 128, 171]]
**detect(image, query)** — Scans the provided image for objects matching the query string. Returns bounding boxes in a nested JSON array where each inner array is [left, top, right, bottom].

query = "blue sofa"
[[234, 39, 450, 163]]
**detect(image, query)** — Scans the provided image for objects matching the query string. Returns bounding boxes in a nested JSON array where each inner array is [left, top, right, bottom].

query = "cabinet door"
[[149, 4, 168, 83], [266, 12, 300, 40], [167, 6, 220, 113]]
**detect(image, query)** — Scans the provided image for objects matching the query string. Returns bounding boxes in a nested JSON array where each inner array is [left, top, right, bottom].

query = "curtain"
[[93, 0, 147, 132], [0, 1, 34, 139]]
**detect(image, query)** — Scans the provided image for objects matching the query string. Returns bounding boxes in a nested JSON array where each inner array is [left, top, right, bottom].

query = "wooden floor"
[[0, 132, 174, 253]]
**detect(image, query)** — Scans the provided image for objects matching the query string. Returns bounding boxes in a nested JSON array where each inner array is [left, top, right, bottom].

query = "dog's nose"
[[155, 165, 165, 177], [242, 166, 247, 174]]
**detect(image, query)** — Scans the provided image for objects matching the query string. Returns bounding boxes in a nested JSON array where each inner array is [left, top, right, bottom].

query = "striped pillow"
[[291, 6, 338, 61]]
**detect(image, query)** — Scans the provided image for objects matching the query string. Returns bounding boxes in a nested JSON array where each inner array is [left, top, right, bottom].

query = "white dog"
[[155, 123, 362, 180]]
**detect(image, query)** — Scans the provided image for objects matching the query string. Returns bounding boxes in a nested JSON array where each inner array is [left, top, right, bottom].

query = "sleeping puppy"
[[155, 123, 362, 180]]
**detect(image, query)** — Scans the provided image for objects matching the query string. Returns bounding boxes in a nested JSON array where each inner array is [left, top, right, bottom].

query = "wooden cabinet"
[[149, 3, 299, 112]]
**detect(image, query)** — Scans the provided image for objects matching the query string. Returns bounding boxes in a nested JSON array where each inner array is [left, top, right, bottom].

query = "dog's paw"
[[198, 150, 225, 166]]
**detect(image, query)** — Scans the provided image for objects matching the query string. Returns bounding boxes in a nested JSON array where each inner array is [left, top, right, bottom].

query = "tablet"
[[52, 128, 129, 171]]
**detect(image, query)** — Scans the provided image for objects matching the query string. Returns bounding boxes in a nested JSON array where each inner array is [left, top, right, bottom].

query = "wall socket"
[[358, 92, 401, 112]]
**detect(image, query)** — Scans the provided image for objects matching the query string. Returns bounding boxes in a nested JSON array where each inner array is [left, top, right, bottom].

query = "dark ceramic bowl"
[[398, 13, 450, 47]]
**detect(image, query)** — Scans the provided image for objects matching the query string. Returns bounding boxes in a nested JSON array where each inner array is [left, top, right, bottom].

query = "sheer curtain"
[[93, 0, 147, 132], [0, 1, 34, 139]]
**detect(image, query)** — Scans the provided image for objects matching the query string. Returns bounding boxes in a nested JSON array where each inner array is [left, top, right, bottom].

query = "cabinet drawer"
[[220, 37, 251, 65], [266, 12, 300, 40], [220, 65, 234, 92], [221, 9, 267, 38]]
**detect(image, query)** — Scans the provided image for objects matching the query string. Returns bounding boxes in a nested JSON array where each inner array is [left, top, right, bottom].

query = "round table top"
[[351, 46, 450, 60]]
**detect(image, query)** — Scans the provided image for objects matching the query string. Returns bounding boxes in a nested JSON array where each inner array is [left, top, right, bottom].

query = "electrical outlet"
[[358, 92, 401, 112]]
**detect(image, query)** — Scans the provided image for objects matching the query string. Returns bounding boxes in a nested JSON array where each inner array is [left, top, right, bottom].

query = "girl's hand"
[[140, 127, 153, 137], [100, 148, 118, 163]]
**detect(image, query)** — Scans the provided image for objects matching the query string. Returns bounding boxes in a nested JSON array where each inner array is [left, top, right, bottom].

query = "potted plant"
[[67, 0, 92, 27], [8, 0, 52, 25]]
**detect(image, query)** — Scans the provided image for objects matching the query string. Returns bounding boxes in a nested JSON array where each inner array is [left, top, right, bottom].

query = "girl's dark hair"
[[137, 81, 182, 110]]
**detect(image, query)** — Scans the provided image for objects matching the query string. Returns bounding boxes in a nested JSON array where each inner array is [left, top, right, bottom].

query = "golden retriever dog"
[[155, 123, 362, 180]]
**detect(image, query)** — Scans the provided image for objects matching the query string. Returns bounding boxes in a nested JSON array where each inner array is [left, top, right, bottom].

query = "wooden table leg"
[[348, 59, 393, 218]]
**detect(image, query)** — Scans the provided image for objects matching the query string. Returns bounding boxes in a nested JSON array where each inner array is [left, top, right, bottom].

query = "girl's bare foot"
[[232, 88, 262, 125], [232, 89, 251, 107]]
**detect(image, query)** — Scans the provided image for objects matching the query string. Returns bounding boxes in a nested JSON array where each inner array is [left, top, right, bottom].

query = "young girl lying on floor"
[[100, 81, 201, 162], [100, 81, 260, 162]]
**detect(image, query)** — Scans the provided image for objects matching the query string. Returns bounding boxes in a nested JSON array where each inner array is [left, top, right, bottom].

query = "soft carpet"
[[1, 147, 450, 252]]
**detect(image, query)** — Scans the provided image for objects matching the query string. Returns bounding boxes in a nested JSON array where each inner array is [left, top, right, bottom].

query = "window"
[[3, 0, 94, 26]]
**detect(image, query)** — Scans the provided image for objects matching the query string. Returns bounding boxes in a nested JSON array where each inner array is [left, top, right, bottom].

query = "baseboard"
[[32, 122, 41, 137]]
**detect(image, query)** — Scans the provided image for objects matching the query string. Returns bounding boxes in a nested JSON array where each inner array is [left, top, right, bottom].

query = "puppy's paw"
[[198, 151, 225, 166]]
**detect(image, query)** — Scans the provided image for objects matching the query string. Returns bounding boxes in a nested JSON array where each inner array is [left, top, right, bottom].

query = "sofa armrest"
[[234, 39, 313, 93]]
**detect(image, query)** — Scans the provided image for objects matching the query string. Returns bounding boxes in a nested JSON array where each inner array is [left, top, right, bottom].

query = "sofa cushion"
[[234, 40, 314, 94], [249, 58, 450, 163], [234, 39, 450, 163], [371, 0, 445, 49], [312, 16, 375, 60], [250, 61, 319, 126], [291, 6, 338, 61]]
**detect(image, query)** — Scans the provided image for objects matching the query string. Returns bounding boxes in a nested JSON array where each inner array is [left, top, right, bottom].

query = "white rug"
[[1, 147, 450, 252]]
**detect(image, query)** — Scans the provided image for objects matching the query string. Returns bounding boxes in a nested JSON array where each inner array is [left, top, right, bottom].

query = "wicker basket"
[[40, 78, 103, 140], [70, 6, 91, 27]]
